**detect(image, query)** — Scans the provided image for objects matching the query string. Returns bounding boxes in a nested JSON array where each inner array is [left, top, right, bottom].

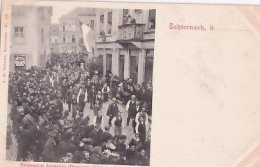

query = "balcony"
[[116, 23, 145, 43]]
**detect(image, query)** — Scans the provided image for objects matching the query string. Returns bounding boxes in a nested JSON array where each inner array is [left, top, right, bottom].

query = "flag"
[[79, 21, 95, 56]]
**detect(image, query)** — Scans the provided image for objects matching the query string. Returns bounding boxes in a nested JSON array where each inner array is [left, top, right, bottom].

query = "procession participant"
[[29, 120, 48, 161], [96, 91, 103, 107], [77, 86, 88, 112], [56, 96, 63, 114], [75, 111, 85, 128], [125, 142, 137, 165], [83, 138, 94, 153], [17, 124, 32, 161], [43, 71, 53, 87], [136, 116, 147, 144], [99, 126, 113, 145], [129, 133, 143, 151], [94, 110, 103, 126], [96, 79, 103, 92], [110, 75, 119, 98], [112, 112, 124, 136], [136, 147, 149, 166], [58, 132, 77, 160], [79, 151, 90, 163], [93, 99, 101, 116], [126, 95, 137, 126], [72, 142, 85, 163], [71, 94, 78, 116], [135, 107, 149, 135], [89, 123, 103, 146], [101, 82, 110, 102], [66, 86, 74, 112], [132, 101, 141, 133], [115, 135, 127, 157], [89, 85, 96, 109], [61, 78, 68, 103], [106, 97, 120, 126]]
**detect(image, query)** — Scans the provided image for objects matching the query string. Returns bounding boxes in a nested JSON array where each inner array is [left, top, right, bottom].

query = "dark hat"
[[129, 140, 136, 147]]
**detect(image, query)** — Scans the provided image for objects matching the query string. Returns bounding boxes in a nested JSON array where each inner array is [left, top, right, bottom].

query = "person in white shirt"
[[126, 95, 137, 126], [111, 112, 124, 136], [135, 107, 149, 134]]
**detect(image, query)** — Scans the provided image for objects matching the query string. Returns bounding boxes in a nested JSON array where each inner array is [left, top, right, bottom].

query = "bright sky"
[[51, 4, 79, 23]]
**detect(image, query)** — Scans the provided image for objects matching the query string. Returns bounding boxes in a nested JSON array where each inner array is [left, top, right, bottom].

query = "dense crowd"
[[7, 54, 153, 166]]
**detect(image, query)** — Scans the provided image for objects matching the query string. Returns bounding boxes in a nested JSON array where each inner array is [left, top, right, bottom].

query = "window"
[[72, 34, 76, 43], [90, 20, 95, 30], [107, 12, 112, 34], [123, 9, 129, 16], [14, 27, 24, 38], [100, 15, 104, 24], [63, 25, 65, 32], [148, 9, 156, 30], [123, 9, 130, 24], [99, 15, 105, 35]]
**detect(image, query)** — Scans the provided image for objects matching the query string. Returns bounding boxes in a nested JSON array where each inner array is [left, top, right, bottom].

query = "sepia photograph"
[[6, 5, 155, 166]]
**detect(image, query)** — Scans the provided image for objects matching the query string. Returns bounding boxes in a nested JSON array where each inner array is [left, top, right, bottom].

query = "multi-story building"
[[95, 8, 155, 84], [58, 7, 96, 54], [50, 24, 60, 54], [9, 5, 52, 72]]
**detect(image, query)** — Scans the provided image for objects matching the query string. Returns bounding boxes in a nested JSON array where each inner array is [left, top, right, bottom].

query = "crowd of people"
[[7, 54, 153, 166]]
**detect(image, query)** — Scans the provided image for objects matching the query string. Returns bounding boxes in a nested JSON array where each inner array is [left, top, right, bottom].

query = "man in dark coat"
[[66, 86, 74, 112], [58, 132, 77, 159], [17, 124, 32, 161], [137, 148, 149, 166], [42, 131, 59, 162], [89, 85, 96, 109], [116, 135, 127, 157], [125, 142, 137, 165], [29, 121, 48, 161], [107, 97, 120, 126]]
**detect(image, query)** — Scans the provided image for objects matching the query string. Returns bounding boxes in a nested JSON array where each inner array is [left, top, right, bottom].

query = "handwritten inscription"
[[169, 23, 214, 31]]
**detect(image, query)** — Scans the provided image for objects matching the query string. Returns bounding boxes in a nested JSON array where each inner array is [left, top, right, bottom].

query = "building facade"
[[95, 8, 155, 84], [50, 24, 60, 54], [58, 7, 96, 54], [10, 6, 52, 72]]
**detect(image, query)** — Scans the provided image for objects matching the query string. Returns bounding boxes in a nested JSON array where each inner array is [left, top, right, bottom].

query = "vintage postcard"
[[1, 0, 260, 167]]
